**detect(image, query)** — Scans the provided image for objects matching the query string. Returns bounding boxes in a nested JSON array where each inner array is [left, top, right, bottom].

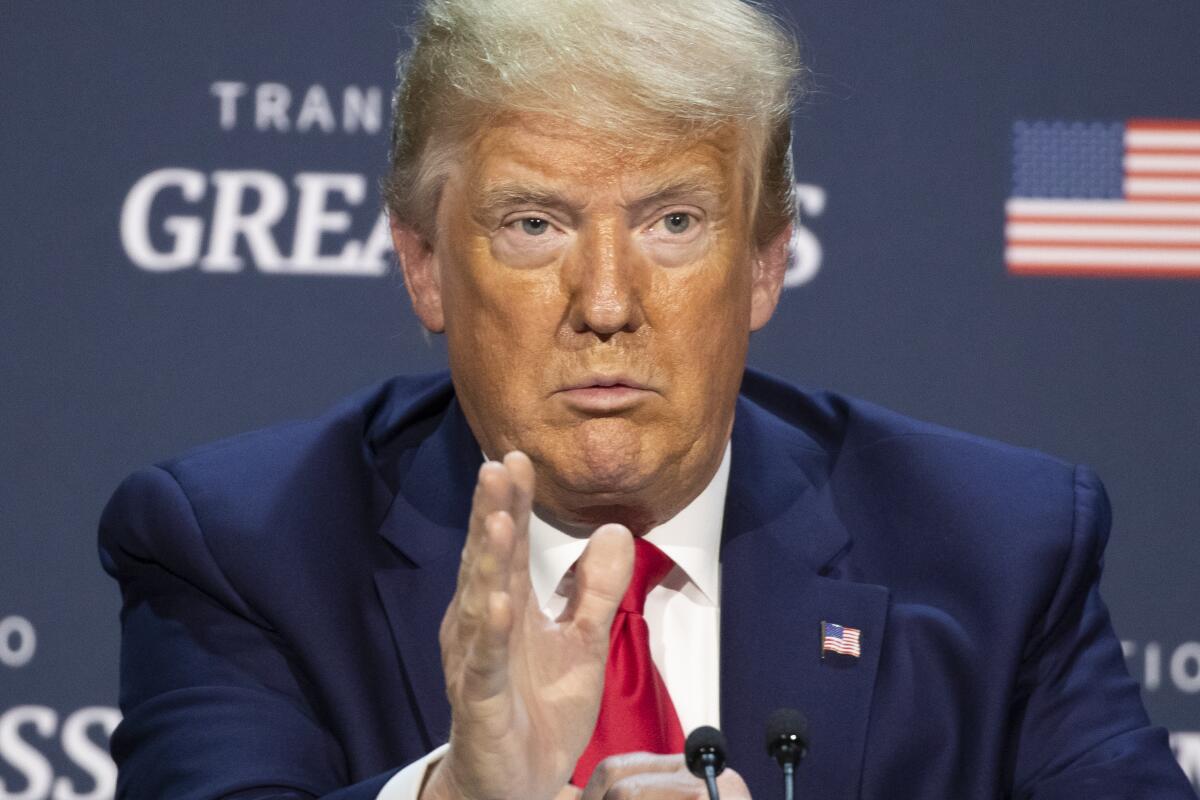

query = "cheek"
[[444, 240, 564, 384], [650, 243, 752, 345], [649, 257, 752, 410], [448, 239, 538, 329]]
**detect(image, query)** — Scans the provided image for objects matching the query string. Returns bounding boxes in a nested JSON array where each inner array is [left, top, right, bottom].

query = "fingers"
[[459, 460, 515, 587], [502, 451, 535, 582], [455, 484, 513, 629], [460, 453, 534, 583], [457, 512, 518, 702], [448, 454, 534, 704], [714, 767, 752, 800], [566, 523, 634, 642], [581, 753, 685, 800], [599, 773, 703, 800], [581, 754, 751, 800], [454, 454, 532, 622], [502, 450, 535, 530]]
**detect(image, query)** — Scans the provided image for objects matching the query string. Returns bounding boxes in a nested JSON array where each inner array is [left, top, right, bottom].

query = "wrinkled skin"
[[392, 113, 789, 800], [396, 113, 788, 534]]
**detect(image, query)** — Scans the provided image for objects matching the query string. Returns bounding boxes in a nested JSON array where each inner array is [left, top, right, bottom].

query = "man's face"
[[396, 114, 787, 531]]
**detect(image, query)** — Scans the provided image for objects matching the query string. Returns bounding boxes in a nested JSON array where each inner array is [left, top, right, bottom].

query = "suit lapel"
[[720, 396, 890, 799], [371, 392, 480, 750]]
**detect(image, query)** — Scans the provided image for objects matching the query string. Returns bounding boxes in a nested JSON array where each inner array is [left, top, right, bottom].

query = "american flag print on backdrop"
[[1005, 119, 1200, 278], [821, 621, 861, 658]]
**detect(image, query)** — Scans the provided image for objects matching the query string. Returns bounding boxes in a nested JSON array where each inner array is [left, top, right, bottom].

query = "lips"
[[560, 375, 651, 392], [555, 375, 655, 413]]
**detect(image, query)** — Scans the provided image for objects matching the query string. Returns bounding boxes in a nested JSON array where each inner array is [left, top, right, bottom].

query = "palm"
[[517, 604, 613, 780]]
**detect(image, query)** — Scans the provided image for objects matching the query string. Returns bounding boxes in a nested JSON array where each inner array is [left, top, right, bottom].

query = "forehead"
[[457, 113, 748, 199]]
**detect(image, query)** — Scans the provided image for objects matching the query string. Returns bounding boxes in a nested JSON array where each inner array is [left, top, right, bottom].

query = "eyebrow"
[[474, 183, 584, 221], [625, 177, 724, 217], [473, 175, 725, 224]]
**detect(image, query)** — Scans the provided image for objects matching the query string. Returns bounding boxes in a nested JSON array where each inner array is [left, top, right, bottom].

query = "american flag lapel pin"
[[821, 620, 862, 659]]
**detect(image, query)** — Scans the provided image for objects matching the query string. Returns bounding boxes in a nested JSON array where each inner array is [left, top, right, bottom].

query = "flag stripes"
[[1006, 119, 1200, 277]]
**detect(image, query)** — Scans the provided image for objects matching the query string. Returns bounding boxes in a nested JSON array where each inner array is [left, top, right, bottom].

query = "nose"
[[564, 221, 645, 338]]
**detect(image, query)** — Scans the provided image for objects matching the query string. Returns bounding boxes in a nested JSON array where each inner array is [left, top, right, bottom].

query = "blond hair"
[[384, 0, 805, 245]]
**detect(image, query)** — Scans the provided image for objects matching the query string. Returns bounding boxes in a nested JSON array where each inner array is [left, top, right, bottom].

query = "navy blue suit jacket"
[[99, 369, 1193, 799]]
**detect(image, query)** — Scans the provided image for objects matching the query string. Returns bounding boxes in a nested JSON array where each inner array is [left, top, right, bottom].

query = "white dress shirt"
[[378, 443, 730, 799]]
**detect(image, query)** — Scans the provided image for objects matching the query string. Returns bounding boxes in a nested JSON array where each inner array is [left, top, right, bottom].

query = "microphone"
[[685, 725, 728, 800], [765, 708, 809, 800]]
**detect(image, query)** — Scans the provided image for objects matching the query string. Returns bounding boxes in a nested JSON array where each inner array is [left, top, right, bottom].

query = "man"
[[99, 0, 1194, 798]]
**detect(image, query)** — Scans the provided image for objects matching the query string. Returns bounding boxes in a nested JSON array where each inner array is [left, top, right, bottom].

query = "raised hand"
[[422, 451, 635, 800]]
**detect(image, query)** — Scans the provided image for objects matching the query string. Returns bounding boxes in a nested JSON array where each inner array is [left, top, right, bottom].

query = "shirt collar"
[[529, 441, 730, 608]]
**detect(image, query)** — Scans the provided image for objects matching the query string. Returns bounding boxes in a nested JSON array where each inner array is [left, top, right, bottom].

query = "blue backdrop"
[[2, 2, 1198, 796]]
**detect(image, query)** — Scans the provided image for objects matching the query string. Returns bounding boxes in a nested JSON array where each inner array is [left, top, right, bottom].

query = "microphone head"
[[685, 725, 728, 778], [765, 707, 809, 765]]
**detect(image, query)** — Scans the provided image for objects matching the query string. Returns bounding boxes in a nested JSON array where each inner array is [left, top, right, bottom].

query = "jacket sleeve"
[[98, 465, 403, 800], [1006, 465, 1195, 798]]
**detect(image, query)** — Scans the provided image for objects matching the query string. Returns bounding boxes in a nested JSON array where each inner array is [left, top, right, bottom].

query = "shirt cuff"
[[376, 743, 450, 800]]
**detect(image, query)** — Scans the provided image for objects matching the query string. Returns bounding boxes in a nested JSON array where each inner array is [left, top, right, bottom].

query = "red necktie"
[[571, 538, 686, 787]]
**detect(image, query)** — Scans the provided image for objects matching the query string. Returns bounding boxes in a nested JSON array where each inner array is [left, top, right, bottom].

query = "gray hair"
[[384, 0, 805, 246]]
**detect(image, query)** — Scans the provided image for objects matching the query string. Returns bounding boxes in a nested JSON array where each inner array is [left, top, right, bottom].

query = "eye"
[[662, 212, 692, 234], [520, 217, 551, 236]]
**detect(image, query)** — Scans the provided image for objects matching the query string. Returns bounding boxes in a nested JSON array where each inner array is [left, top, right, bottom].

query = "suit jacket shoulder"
[[740, 365, 1100, 592], [102, 372, 453, 599], [97, 372, 472, 798]]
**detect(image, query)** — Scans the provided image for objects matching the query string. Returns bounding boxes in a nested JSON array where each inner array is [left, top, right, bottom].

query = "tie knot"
[[621, 538, 674, 615]]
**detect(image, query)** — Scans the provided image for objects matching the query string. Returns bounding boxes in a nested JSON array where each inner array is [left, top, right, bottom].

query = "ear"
[[749, 223, 791, 331], [390, 215, 445, 333]]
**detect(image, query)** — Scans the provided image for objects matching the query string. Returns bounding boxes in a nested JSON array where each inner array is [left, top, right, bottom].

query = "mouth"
[[555, 375, 655, 413]]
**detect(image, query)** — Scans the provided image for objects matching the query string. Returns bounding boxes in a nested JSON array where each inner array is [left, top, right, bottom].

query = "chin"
[[540, 420, 658, 494], [555, 450, 653, 497], [523, 417, 691, 533]]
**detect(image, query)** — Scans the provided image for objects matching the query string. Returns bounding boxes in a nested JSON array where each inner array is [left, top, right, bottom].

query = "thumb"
[[567, 523, 634, 642]]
